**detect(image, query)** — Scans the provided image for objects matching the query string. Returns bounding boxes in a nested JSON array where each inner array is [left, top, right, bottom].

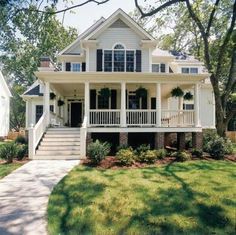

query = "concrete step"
[[44, 134, 81, 138], [36, 150, 81, 155], [47, 128, 80, 131], [33, 155, 85, 160], [42, 137, 80, 142], [38, 146, 80, 151], [40, 142, 80, 146]]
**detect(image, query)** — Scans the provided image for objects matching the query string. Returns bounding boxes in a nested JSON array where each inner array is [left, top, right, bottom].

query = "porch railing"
[[161, 110, 194, 127], [126, 109, 156, 126], [89, 109, 121, 126], [50, 112, 63, 126]]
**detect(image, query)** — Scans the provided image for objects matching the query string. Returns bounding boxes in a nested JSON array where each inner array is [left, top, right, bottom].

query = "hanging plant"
[[171, 87, 184, 98], [99, 88, 111, 98], [184, 91, 193, 100], [136, 87, 147, 98], [50, 92, 56, 100], [57, 99, 65, 106]]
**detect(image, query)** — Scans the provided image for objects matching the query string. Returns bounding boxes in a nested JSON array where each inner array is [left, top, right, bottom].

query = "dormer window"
[[103, 43, 135, 72], [71, 63, 81, 72], [181, 67, 198, 74]]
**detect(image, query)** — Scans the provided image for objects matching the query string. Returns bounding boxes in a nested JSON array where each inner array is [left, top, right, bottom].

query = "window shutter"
[[160, 63, 166, 73], [96, 49, 103, 71], [111, 90, 117, 109], [65, 62, 71, 71], [151, 98, 156, 109], [90, 90, 97, 109], [82, 62, 86, 72], [136, 50, 142, 72]]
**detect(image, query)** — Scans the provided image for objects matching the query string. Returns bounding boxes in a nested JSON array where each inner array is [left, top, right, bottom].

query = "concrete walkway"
[[0, 160, 79, 235]]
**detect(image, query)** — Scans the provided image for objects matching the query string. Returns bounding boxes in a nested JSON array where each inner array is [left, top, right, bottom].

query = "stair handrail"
[[28, 111, 48, 159]]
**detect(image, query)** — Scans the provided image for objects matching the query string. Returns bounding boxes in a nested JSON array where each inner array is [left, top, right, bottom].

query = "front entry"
[[71, 102, 82, 127]]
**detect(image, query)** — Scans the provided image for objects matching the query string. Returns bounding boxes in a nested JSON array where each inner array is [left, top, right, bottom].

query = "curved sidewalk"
[[0, 160, 79, 235]]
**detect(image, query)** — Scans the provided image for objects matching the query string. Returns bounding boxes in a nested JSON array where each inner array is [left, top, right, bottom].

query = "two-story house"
[[22, 9, 215, 159]]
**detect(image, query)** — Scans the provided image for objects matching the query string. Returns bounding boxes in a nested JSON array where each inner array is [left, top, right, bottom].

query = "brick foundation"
[[119, 132, 128, 146], [155, 132, 164, 149], [177, 132, 186, 150], [192, 132, 203, 150]]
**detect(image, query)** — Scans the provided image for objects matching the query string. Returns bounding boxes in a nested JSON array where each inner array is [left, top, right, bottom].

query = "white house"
[[22, 9, 215, 160], [0, 71, 12, 138]]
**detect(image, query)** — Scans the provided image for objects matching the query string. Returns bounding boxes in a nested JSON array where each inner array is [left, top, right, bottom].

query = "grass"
[[0, 162, 23, 179], [233, 143, 236, 153], [47, 160, 236, 235]]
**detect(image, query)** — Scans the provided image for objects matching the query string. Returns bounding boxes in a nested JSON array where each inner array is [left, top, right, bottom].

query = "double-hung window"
[[152, 64, 160, 73], [181, 67, 198, 74], [103, 44, 135, 72], [71, 63, 81, 72]]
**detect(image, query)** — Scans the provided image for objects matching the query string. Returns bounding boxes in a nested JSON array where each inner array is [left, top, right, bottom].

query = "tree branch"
[[206, 0, 220, 37], [14, 0, 110, 15], [134, 0, 185, 18], [216, 0, 236, 77]]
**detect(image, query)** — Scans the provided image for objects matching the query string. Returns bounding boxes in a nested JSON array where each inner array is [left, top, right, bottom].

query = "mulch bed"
[[0, 157, 29, 165], [81, 154, 236, 169]]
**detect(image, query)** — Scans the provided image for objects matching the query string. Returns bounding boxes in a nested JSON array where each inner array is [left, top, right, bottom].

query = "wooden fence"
[[226, 131, 236, 143]]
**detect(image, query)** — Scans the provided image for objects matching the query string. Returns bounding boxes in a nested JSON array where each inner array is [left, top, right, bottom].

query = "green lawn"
[[47, 161, 236, 235], [0, 163, 23, 179]]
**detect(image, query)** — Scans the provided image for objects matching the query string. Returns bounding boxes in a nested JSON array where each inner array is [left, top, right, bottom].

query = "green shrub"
[[207, 137, 226, 159], [116, 144, 130, 151], [185, 139, 192, 149], [17, 144, 28, 160], [15, 135, 27, 145], [224, 138, 234, 155], [0, 142, 18, 163], [136, 150, 157, 164], [116, 148, 135, 166], [156, 149, 167, 159], [192, 148, 203, 158], [203, 130, 218, 152], [87, 140, 111, 164], [134, 144, 150, 156], [176, 151, 191, 162]]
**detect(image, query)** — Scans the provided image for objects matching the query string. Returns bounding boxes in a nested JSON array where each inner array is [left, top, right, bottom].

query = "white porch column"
[[84, 81, 90, 126], [44, 82, 50, 125], [121, 81, 126, 127], [156, 83, 161, 127], [194, 83, 201, 127]]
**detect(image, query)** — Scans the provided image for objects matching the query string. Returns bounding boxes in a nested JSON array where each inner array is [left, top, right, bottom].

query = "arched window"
[[104, 43, 135, 72]]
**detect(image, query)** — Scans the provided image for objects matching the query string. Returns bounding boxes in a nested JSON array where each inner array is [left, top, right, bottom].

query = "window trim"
[[71, 62, 81, 72], [181, 67, 199, 74], [152, 63, 160, 73], [103, 47, 136, 72]]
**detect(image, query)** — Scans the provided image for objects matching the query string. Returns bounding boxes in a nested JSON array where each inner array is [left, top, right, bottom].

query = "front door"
[[71, 102, 82, 127]]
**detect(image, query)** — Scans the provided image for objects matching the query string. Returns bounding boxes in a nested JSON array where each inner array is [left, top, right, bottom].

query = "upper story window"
[[152, 63, 166, 73], [104, 43, 135, 72], [71, 63, 81, 72], [181, 67, 198, 74]]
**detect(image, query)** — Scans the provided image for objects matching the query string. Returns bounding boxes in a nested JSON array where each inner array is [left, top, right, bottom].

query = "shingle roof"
[[24, 85, 43, 96]]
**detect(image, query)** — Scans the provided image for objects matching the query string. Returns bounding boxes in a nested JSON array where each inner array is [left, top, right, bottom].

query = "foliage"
[[185, 138, 192, 149], [206, 137, 227, 160], [116, 144, 130, 151], [184, 92, 193, 100], [156, 149, 167, 159], [87, 140, 111, 164], [48, 161, 236, 235], [134, 144, 151, 156], [57, 99, 64, 106], [136, 150, 157, 163], [16, 144, 28, 160], [175, 151, 192, 162], [116, 148, 135, 166], [15, 135, 27, 145], [192, 149, 203, 158], [224, 138, 234, 155], [0, 142, 18, 163], [171, 87, 184, 98], [0, 162, 23, 179], [135, 87, 148, 98], [98, 88, 111, 98]]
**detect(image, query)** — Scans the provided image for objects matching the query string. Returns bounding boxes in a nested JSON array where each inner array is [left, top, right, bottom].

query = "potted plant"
[[57, 99, 65, 106], [184, 91, 193, 100], [50, 92, 56, 100], [136, 87, 147, 98], [99, 88, 111, 98], [171, 87, 184, 98]]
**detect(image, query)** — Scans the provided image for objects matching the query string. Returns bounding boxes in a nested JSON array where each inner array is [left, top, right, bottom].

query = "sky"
[[56, 0, 136, 33]]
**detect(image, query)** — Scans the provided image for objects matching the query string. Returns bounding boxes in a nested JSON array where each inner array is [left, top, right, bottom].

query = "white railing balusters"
[[89, 110, 121, 126]]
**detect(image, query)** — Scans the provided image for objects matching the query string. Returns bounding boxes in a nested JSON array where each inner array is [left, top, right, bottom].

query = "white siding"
[[142, 48, 150, 72], [0, 95, 10, 137], [97, 28, 141, 49], [200, 86, 215, 128], [88, 48, 96, 72]]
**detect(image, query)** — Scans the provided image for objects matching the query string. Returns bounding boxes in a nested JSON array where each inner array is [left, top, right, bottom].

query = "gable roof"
[[58, 17, 106, 55], [22, 80, 43, 97], [85, 9, 155, 41], [0, 71, 12, 97]]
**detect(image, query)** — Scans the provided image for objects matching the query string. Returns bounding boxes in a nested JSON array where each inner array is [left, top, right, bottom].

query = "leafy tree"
[[134, 0, 236, 137]]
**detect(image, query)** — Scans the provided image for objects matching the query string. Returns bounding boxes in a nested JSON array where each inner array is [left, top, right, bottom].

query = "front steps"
[[34, 127, 85, 160]]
